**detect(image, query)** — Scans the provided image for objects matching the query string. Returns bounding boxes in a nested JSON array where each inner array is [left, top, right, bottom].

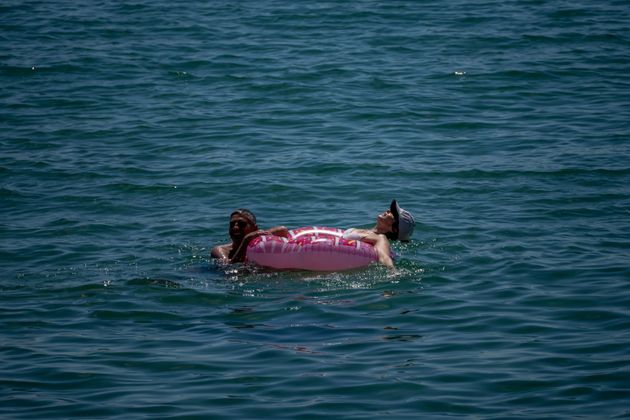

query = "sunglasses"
[[230, 220, 252, 228]]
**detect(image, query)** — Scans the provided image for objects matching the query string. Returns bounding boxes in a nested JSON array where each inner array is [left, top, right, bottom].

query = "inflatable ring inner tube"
[[246, 226, 378, 271]]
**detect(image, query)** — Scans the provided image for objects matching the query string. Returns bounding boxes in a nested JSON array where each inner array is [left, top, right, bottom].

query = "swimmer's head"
[[229, 208, 258, 241], [230, 208, 256, 225], [390, 199, 415, 242]]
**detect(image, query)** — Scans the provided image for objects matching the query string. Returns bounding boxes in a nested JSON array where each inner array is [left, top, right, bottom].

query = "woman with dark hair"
[[210, 208, 288, 263]]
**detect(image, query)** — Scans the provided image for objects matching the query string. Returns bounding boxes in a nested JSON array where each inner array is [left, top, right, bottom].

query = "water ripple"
[[2, 0, 630, 418]]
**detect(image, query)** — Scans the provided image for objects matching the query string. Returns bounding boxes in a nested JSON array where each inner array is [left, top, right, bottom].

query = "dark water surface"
[[2, 0, 629, 418]]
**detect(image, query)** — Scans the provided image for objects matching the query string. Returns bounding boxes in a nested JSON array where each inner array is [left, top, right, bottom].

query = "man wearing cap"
[[211, 208, 288, 264]]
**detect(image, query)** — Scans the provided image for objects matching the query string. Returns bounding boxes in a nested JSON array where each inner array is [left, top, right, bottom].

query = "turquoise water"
[[2, 0, 630, 418]]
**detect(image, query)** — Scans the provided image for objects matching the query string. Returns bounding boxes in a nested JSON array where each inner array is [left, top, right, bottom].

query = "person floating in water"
[[210, 208, 288, 264], [211, 200, 415, 268], [337, 199, 415, 268]]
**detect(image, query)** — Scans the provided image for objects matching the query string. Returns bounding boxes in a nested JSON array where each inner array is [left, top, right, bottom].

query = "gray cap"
[[390, 199, 415, 242]]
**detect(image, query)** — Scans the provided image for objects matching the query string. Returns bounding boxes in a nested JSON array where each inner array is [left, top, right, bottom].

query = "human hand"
[[272, 226, 289, 237], [244, 230, 267, 241]]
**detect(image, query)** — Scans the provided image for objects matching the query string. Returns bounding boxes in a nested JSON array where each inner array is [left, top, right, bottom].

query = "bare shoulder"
[[211, 243, 232, 260], [352, 229, 385, 244]]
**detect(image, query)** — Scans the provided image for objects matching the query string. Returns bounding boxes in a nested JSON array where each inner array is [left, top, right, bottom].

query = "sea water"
[[1, 0, 629, 418]]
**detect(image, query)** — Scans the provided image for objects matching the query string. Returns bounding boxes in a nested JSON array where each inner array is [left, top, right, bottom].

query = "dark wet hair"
[[384, 220, 399, 241], [230, 208, 257, 225]]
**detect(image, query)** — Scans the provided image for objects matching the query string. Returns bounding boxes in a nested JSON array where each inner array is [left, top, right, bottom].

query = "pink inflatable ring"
[[246, 226, 378, 271]]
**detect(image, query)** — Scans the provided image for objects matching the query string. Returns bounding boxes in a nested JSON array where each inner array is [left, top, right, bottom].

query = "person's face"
[[376, 209, 396, 232], [229, 214, 257, 241]]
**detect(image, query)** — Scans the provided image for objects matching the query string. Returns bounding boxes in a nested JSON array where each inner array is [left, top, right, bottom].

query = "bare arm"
[[267, 226, 289, 237], [211, 244, 231, 261], [229, 226, 289, 264], [355, 231, 394, 268]]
